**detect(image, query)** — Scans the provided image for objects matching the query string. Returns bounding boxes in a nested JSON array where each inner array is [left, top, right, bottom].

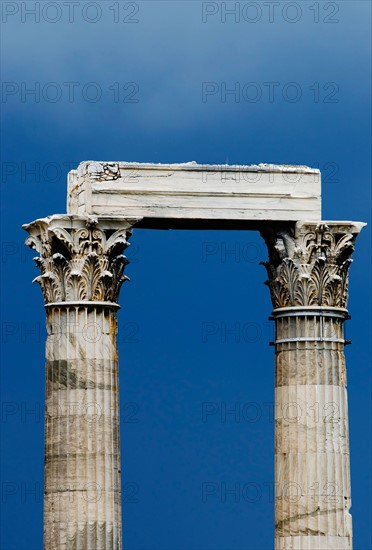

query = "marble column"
[[261, 221, 365, 550], [24, 215, 138, 550]]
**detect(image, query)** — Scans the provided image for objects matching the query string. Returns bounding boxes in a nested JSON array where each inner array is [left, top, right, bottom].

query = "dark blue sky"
[[1, 2, 371, 549]]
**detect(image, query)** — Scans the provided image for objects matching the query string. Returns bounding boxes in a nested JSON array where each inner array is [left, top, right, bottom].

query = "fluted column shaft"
[[261, 221, 365, 550], [24, 214, 139, 550], [44, 304, 121, 548], [274, 307, 351, 549]]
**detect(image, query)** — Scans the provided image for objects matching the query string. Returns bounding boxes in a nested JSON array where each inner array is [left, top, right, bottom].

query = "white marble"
[[24, 170, 366, 550], [24, 216, 137, 550], [67, 160, 321, 222], [261, 222, 365, 550]]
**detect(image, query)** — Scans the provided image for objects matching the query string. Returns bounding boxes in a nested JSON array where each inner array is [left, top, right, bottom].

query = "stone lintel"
[[66, 160, 322, 223]]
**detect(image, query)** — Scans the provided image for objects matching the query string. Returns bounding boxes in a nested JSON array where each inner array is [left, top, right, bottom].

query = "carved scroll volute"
[[260, 221, 366, 310], [23, 215, 139, 305]]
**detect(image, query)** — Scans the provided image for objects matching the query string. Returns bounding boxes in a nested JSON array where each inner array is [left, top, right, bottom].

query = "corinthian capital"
[[261, 221, 365, 310], [23, 215, 140, 305]]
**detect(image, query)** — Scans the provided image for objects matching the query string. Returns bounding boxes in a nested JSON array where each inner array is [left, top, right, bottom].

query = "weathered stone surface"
[[67, 161, 321, 223], [24, 175, 365, 550], [24, 215, 139, 305], [24, 216, 138, 550], [261, 221, 365, 310], [277, 535, 353, 550], [262, 221, 364, 550]]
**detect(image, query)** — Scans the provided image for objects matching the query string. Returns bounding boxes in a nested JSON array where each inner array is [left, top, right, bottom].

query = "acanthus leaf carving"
[[23, 216, 137, 305], [261, 222, 365, 309]]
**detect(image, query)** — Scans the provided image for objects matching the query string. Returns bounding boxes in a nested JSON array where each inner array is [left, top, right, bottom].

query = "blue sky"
[[1, 1, 371, 549]]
